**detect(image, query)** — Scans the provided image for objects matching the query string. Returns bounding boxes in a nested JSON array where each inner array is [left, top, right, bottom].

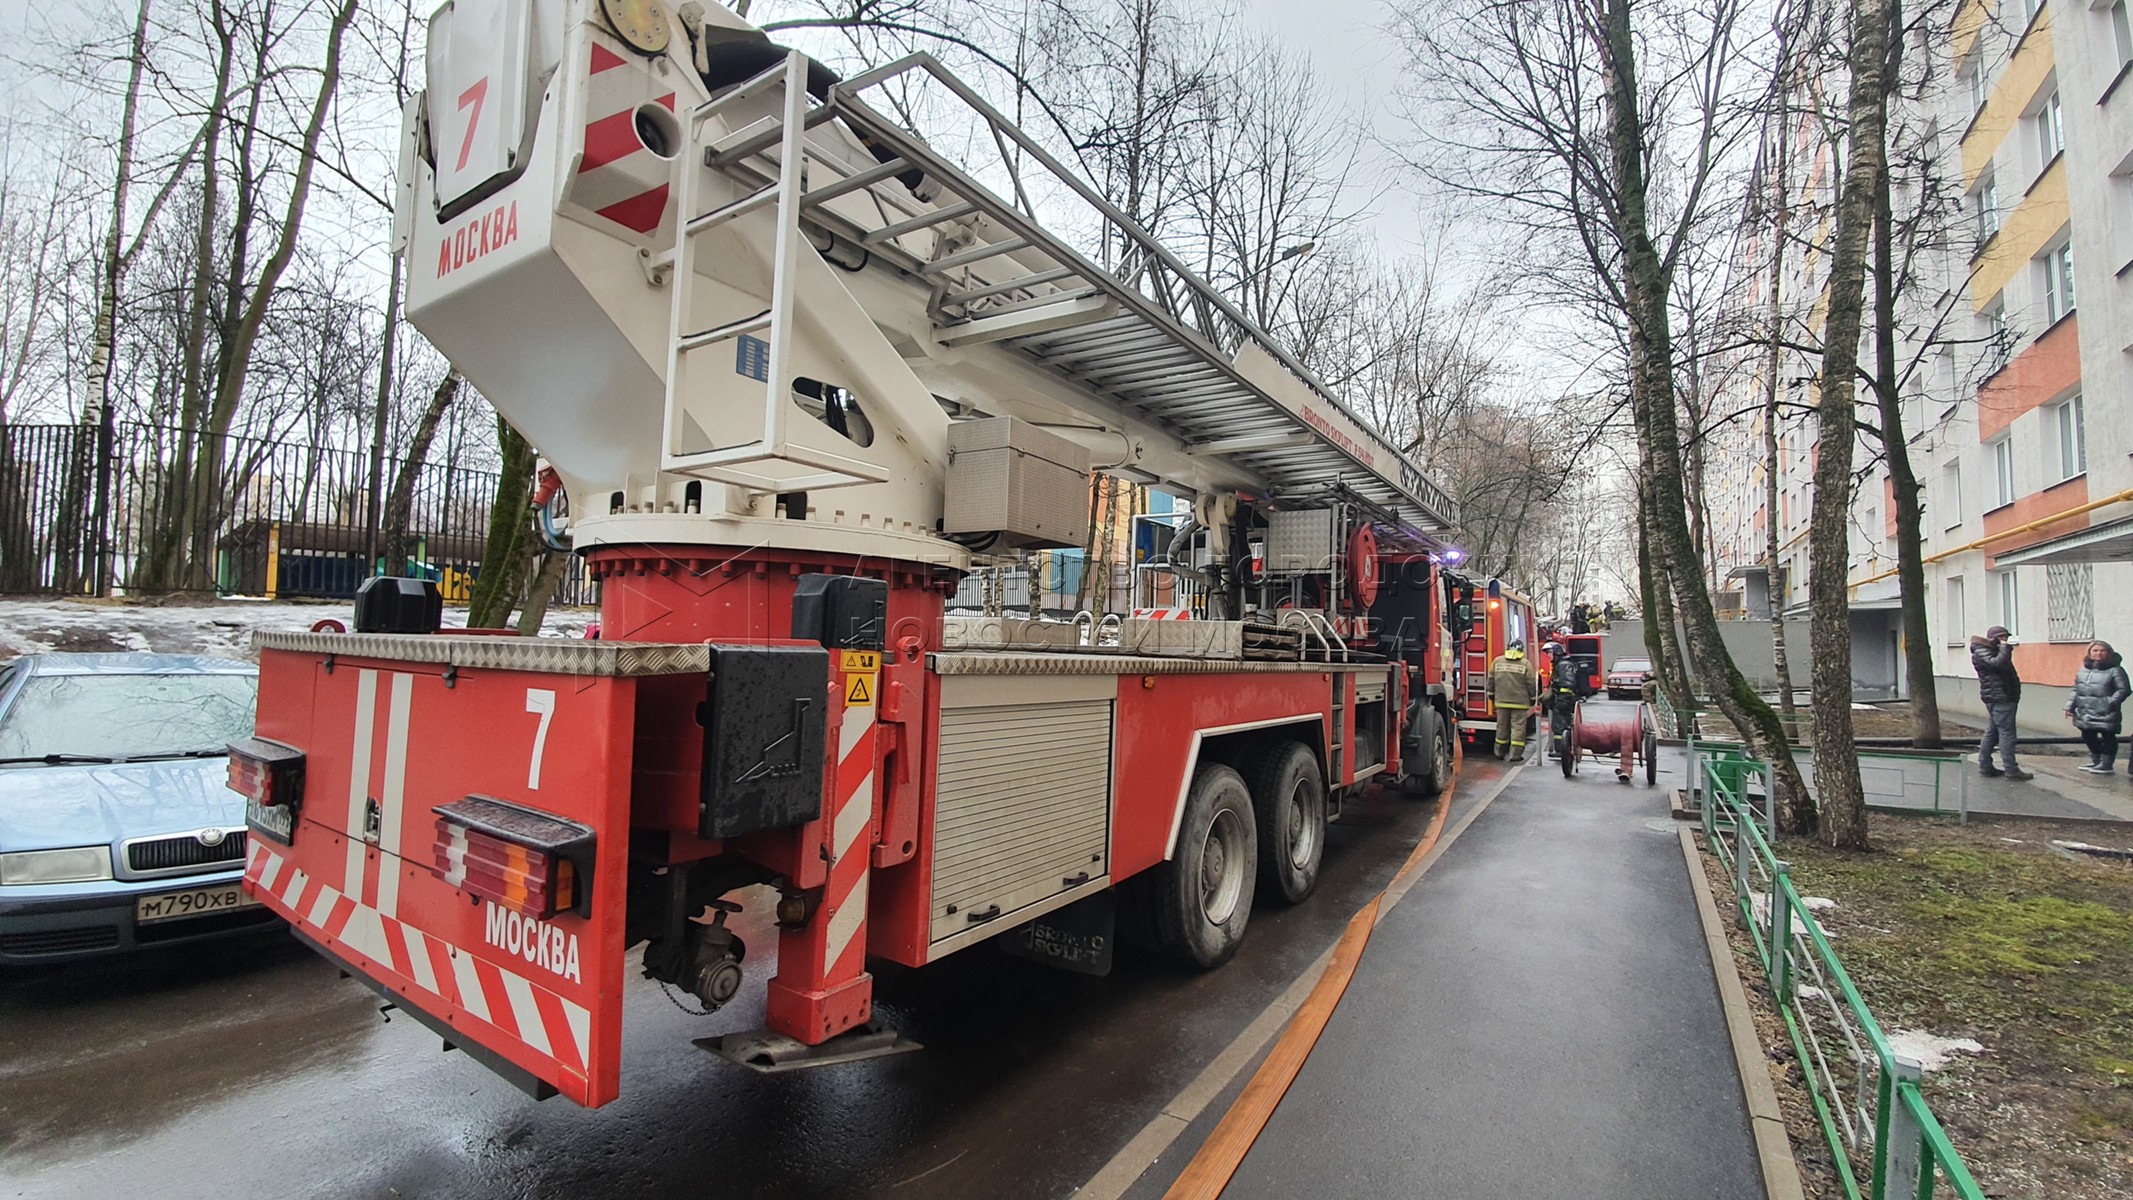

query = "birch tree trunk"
[[1871, 2, 1942, 749], [1808, 0, 1893, 849], [1762, 105, 1798, 721], [1596, 0, 1810, 820]]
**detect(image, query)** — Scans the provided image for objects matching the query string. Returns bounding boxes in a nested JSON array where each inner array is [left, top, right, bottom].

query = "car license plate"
[[247, 796, 296, 844], [137, 884, 261, 924]]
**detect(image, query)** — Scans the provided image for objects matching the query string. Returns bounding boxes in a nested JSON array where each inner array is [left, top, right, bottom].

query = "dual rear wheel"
[[1135, 739, 1327, 969]]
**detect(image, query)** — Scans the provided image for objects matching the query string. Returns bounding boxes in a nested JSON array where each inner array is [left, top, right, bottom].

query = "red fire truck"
[[1444, 575, 1540, 750], [229, 0, 1474, 1107]]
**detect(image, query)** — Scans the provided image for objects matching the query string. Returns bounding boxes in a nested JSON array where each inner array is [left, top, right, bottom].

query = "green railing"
[[1694, 744, 1986, 1200], [1679, 731, 1968, 823]]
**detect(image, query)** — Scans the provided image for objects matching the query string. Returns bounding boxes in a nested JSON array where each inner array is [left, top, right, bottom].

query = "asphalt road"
[[0, 764, 1489, 1200], [1226, 758, 1763, 1199]]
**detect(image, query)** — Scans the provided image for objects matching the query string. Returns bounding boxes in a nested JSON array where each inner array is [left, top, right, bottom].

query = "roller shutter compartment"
[[929, 698, 1113, 944]]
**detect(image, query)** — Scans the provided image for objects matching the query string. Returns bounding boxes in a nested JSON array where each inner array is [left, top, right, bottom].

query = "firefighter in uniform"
[[1487, 639, 1541, 761]]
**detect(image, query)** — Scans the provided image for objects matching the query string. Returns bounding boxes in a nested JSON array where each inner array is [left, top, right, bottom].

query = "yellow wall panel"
[[1951, 0, 1988, 69], [1971, 157, 2068, 308], [1960, 5, 2054, 188]]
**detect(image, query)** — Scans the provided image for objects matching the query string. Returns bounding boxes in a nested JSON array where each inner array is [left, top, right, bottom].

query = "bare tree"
[[1392, 0, 1811, 812], [1806, 0, 1893, 849]]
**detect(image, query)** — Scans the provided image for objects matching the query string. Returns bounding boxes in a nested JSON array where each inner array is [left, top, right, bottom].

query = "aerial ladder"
[[231, 0, 1465, 1107]]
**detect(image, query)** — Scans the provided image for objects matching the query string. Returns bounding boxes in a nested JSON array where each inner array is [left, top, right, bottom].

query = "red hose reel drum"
[[1347, 524, 1380, 608], [1576, 701, 1643, 755]]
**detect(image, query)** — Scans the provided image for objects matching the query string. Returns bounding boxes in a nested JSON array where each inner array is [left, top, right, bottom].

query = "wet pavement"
[[1223, 759, 1761, 1198], [0, 763, 1498, 1200]]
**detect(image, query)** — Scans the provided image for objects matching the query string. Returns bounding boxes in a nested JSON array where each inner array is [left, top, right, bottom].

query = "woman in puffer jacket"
[[2064, 641, 2132, 773]]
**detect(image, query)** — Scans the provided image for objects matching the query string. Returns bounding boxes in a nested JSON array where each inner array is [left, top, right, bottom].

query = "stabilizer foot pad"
[[695, 1022, 922, 1073]]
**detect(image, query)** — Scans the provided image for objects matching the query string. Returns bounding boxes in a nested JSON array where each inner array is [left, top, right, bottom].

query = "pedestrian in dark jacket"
[[1971, 626, 2031, 779], [2064, 640, 2131, 773]]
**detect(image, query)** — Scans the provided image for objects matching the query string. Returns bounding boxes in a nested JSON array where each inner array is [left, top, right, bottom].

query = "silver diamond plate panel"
[[928, 651, 1389, 677], [253, 632, 713, 677]]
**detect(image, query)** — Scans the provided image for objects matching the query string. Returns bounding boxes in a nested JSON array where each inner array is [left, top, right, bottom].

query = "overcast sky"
[[1233, 0, 1429, 254]]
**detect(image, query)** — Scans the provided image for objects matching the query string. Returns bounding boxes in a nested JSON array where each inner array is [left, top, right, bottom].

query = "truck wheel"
[[1401, 719, 1453, 797], [1152, 764, 1258, 968], [1248, 741, 1325, 904]]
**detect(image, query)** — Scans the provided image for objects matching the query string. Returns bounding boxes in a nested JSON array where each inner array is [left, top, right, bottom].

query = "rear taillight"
[[433, 796, 594, 919], [229, 738, 306, 844]]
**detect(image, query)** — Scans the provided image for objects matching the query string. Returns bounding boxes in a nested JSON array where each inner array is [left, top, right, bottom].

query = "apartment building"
[[1708, 0, 2133, 718]]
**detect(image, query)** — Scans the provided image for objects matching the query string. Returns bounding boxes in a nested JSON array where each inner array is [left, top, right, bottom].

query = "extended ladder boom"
[[399, 0, 1454, 564]]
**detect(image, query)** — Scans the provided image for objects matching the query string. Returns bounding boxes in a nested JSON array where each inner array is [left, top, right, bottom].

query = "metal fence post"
[[1875, 1056, 1925, 1200], [1700, 753, 1716, 841], [1761, 760, 1778, 842], [1768, 861, 1792, 999]]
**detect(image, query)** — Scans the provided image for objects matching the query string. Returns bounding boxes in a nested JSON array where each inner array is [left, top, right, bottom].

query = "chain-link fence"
[[0, 421, 594, 607]]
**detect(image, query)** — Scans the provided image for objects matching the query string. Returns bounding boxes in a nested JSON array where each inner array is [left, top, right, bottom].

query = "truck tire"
[[1398, 706, 1451, 797], [1151, 764, 1258, 968], [1248, 740, 1325, 904]]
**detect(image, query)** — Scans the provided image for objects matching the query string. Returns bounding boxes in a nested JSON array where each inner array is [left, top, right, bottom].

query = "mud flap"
[[998, 890, 1115, 976]]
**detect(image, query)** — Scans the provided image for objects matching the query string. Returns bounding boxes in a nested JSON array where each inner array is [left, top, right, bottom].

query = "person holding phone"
[[1971, 625, 2031, 780]]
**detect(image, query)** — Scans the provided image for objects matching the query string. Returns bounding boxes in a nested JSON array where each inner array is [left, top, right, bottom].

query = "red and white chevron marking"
[[571, 40, 673, 234], [246, 839, 592, 1074], [822, 676, 878, 982]]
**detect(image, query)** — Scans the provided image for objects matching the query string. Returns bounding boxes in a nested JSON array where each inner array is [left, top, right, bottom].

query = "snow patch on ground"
[[1800, 896, 1837, 912], [1885, 1029, 1985, 1073], [1750, 891, 1834, 939], [0, 598, 596, 662]]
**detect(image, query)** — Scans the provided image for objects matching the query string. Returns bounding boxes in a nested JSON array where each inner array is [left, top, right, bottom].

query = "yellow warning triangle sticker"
[[845, 674, 875, 705]]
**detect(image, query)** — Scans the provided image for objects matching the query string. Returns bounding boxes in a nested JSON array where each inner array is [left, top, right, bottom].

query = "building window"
[[1966, 61, 1987, 113], [2022, 0, 2044, 25], [1942, 461, 1964, 529], [2048, 563, 2095, 642], [1992, 436, 2016, 508], [2042, 240, 2076, 322], [2113, 0, 2133, 70], [2053, 393, 2086, 480], [1945, 575, 1966, 646], [1997, 569, 2021, 638], [1974, 171, 2000, 242], [2032, 88, 2064, 168]]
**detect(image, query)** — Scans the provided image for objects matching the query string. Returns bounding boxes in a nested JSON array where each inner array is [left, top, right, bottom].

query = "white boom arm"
[[397, 0, 1456, 565]]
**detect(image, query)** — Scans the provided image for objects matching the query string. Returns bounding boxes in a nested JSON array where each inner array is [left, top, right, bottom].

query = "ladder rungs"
[[862, 201, 979, 245], [942, 266, 1080, 307], [800, 157, 912, 207], [678, 311, 772, 353], [691, 57, 797, 125], [706, 107, 837, 167], [685, 185, 781, 236], [923, 237, 1030, 274]]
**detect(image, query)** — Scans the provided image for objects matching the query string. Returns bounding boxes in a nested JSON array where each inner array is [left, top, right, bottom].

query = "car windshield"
[[1615, 659, 1652, 673], [0, 672, 258, 762]]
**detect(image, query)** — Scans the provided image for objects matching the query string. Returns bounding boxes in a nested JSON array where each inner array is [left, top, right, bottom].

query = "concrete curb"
[[1678, 827, 1807, 1200]]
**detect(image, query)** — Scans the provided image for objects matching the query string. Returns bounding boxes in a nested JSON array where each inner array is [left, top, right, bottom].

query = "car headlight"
[[0, 846, 115, 885]]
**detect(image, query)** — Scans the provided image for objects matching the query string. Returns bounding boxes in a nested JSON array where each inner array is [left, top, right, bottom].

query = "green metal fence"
[[1693, 743, 1987, 1200]]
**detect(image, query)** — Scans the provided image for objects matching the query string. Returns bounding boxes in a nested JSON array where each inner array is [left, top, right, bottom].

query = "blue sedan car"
[[0, 653, 279, 964]]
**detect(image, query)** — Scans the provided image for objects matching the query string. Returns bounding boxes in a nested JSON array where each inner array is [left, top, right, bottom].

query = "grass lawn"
[[1709, 812, 2133, 1199]]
